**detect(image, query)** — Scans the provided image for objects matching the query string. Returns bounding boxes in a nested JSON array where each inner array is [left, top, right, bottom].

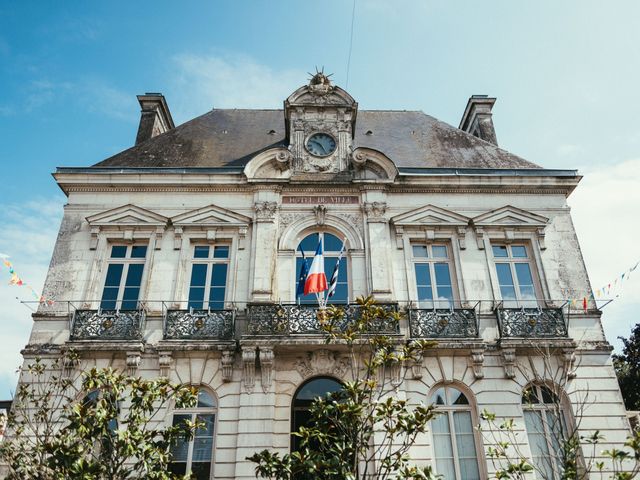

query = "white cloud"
[[568, 158, 640, 350], [0, 196, 65, 398], [170, 53, 307, 121]]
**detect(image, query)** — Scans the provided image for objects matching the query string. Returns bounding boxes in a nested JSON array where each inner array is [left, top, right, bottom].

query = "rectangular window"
[[188, 245, 229, 310], [492, 244, 539, 307], [412, 243, 455, 308], [100, 244, 147, 310]]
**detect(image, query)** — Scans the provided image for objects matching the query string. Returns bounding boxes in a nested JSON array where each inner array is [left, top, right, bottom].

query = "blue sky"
[[1, 0, 639, 397]]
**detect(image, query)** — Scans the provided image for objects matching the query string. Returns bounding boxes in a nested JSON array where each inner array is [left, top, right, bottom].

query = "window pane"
[[519, 285, 536, 301], [458, 458, 480, 480], [435, 287, 453, 307], [495, 264, 514, 287], [208, 287, 225, 309], [511, 245, 527, 258], [214, 245, 229, 258], [412, 245, 428, 258], [188, 287, 205, 310], [417, 287, 433, 303], [434, 264, 453, 306], [541, 386, 558, 404], [100, 288, 118, 310], [194, 246, 209, 258], [131, 245, 147, 258], [415, 264, 431, 287], [196, 414, 215, 438], [492, 245, 508, 257], [515, 263, 534, 288], [324, 233, 343, 252], [453, 411, 473, 435], [170, 414, 191, 461], [197, 390, 216, 408], [299, 233, 319, 252], [104, 264, 124, 287], [328, 283, 348, 305], [211, 264, 228, 287], [110, 246, 127, 258], [450, 389, 469, 406], [522, 388, 539, 404], [190, 462, 212, 480], [190, 264, 207, 287], [432, 414, 456, 479], [524, 411, 549, 454], [295, 378, 343, 402], [168, 462, 187, 475], [434, 263, 452, 287], [432, 387, 446, 405], [193, 437, 213, 462], [432, 245, 448, 258], [121, 287, 140, 310], [125, 264, 144, 287]]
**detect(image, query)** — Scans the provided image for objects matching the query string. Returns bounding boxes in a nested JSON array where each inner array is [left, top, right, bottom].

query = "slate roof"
[[92, 109, 541, 169]]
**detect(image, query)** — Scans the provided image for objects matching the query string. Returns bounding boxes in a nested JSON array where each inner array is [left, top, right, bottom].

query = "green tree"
[[248, 296, 439, 480], [0, 351, 199, 480], [613, 323, 640, 411]]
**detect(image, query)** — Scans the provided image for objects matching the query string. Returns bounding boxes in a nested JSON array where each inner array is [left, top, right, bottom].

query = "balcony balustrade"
[[408, 307, 479, 338], [164, 309, 235, 340], [246, 303, 400, 336], [496, 306, 568, 338], [70, 309, 144, 341]]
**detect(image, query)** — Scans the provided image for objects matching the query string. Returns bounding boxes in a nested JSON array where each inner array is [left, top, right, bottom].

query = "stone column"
[[250, 190, 279, 302], [363, 201, 393, 300]]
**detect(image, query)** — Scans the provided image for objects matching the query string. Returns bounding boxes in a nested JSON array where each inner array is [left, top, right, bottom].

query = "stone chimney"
[[459, 95, 498, 146], [135, 93, 175, 145]]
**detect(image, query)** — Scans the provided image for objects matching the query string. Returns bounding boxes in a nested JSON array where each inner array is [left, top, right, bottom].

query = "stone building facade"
[[19, 74, 631, 479]]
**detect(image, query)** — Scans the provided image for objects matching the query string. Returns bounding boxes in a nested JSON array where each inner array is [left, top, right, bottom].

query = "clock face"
[[305, 133, 337, 157]]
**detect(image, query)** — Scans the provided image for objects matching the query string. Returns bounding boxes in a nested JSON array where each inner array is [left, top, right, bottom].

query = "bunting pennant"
[[0, 256, 54, 306], [565, 259, 640, 311]]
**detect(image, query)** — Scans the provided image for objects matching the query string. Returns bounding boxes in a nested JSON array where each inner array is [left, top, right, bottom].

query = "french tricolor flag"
[[304, 239, 328, 296]]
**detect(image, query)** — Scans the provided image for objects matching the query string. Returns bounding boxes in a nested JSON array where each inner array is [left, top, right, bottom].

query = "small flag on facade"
[[304, 239, 328, 295], [327, 239, 346, 298], [296, 246, 309, 298]]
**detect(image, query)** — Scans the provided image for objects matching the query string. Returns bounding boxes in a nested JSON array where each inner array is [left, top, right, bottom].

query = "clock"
[[305, 133, 337, 157]]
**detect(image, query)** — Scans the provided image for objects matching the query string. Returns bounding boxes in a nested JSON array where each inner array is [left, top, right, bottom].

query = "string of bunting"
[[567, 260, 639, 312], [0, 255, 55, 306]]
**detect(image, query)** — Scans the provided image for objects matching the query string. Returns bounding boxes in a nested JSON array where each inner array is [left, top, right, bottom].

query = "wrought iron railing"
[[496, 306, 568, 338], [70, 309, 145, 340], [246, 303, 400, 336], [164, 309, 235, 340], [408, 307, 479, 338]]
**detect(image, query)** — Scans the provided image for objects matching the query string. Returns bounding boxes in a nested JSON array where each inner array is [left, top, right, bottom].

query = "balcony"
[[408, 306, 479, 339], [246, 303, 400, 336], [164, 309, 235, 340], [496, 305, 568, 338], [70, 309, 145, 341]]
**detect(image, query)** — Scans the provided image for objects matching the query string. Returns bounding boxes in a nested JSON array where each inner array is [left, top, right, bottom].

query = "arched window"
[[291, 376, 343, 452], [169, 387, 217, 480], [430, 385, 482, 480], [522, 384, 568, 480], [296, 232, 348, 304]]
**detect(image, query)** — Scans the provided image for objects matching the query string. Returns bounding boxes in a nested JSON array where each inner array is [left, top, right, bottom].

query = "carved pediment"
[[391, 205, 470, 227], [244, 147, 293, 181], [86, 204, 168, 228], [351, 147, 397, 182], [171, 205, 252, 228], [472, 206, 548, 228]]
